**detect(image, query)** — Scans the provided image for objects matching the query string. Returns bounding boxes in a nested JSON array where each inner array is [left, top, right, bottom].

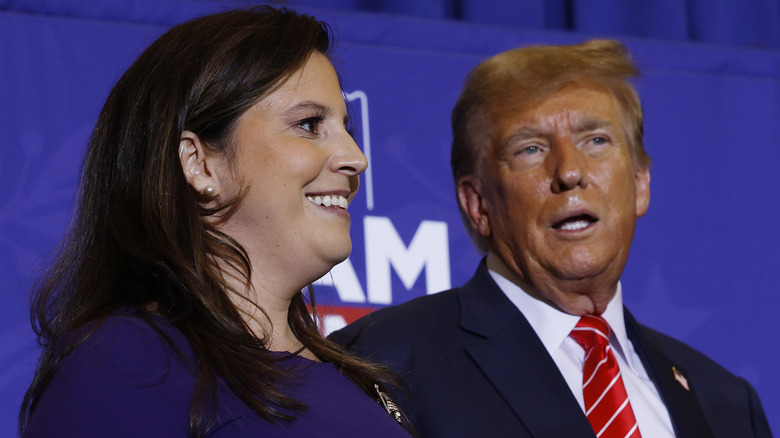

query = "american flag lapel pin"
[[672, 366, 690, 391]]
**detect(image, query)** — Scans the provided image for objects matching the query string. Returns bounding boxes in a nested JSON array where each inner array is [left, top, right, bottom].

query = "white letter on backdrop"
[[316, 258, 366, 303], [365, 216, 450, 304]]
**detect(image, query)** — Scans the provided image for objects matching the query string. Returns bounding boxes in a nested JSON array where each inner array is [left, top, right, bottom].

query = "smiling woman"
[[207, 53, 365, 295], [18, 6, 410, 438]]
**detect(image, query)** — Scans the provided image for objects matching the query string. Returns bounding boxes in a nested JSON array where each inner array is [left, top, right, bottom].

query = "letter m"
[[364, 216, 450, 304]]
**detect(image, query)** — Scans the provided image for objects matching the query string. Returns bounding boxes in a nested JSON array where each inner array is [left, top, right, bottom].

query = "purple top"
[[23, 311, 410, 437]]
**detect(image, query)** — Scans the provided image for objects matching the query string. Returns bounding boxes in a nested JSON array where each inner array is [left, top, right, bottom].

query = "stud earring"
[[202, 185, 216, 196]]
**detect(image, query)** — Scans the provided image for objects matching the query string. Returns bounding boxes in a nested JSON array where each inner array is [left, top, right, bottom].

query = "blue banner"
[[2, 2, 779, 435]]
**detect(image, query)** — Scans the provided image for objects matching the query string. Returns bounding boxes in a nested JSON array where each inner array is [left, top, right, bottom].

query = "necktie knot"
[[570, 314, 612, 351]]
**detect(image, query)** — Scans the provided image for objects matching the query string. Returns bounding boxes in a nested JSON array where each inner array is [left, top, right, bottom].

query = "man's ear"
[[179, 130, 218, 196], [635, 166, 651, 218], [457, 175, 491, 238]]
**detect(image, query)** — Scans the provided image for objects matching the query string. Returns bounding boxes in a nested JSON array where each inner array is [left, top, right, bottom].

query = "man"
[[331, 40, 772, 437]]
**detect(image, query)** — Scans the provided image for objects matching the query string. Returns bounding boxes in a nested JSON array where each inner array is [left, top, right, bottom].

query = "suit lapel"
[[624, 310, 716, 438], [459, 262, 595, 437]]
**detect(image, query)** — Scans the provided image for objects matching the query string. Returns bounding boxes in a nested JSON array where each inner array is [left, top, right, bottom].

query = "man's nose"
[[550, 139, 587, 193]]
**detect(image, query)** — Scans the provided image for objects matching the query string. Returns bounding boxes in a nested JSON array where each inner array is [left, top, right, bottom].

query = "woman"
[[19, 6, 409, 437]]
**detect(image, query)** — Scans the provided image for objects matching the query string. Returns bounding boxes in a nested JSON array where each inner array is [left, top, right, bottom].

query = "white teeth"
[[306, 194, 349, 210], [560, 220, 590, 231]]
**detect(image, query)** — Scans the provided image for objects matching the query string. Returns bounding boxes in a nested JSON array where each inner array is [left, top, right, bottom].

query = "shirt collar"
[[485, 252, 637, 368]]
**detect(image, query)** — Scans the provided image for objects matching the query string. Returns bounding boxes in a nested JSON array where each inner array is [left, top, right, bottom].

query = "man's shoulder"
[[327, 284, 480, 371], [631, 319, 760, 401], [372, 287, 462, 322], [632, 318, 773, 436], [634, 321, 734, 376], [331, 287, 463, 345]]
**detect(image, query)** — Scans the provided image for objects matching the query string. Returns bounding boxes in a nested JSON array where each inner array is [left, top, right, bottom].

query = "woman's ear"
[[179, 130, 218, 197]]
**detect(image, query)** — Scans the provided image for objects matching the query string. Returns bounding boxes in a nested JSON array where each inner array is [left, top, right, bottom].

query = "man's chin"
[[542, 261, 622, 295]]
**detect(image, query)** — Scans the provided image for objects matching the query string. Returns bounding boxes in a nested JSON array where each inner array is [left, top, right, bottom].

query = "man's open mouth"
[[552, 214, 597, 231]]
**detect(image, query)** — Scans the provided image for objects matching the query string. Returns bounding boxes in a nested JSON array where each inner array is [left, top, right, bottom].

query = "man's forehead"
[[493, 88, 621, 139], [502, 113, 617, 137]]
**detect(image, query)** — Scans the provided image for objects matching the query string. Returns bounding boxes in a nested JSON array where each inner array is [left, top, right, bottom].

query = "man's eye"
[[591, 136, 608, 145], [521, 145, 541, 154]]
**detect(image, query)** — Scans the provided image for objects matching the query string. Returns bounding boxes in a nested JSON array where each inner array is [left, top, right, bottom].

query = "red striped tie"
[[570, 315, 641, 438]]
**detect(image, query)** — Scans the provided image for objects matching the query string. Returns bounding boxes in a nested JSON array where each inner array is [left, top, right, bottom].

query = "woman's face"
[[216, 52, 367, 290]]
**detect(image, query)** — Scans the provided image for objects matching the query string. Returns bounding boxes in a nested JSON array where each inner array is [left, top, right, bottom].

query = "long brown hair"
[[20, 6, 398, 437]]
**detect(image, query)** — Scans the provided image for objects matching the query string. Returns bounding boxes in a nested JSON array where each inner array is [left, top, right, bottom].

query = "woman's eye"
[[297, 116, 323, 134]]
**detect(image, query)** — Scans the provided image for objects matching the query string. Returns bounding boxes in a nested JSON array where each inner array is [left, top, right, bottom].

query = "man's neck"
[[485, 251, 618, 315]]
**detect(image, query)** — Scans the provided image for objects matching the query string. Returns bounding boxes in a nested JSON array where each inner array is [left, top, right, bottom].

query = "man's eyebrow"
[[499, 117, 617, 149], [502, 127, 546, 146], [572, 117, 614, 133]]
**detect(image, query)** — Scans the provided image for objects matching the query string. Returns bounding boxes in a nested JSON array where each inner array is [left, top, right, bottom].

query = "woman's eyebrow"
[[283, 101, 331, 116]]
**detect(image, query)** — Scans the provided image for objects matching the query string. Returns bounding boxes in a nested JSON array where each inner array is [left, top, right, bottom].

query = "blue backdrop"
[[1, 1, 779, 436]]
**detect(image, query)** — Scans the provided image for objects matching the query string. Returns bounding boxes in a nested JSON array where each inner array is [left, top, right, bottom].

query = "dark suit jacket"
[[330, 260, 772, 438]]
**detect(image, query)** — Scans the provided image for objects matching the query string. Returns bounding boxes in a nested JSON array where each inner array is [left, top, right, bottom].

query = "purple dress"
[[23, 311, 410, 437]]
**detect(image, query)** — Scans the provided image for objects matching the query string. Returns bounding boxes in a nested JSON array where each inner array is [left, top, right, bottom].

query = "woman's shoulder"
[[24, 308, 196, 437], [63, 308, 196, 376]]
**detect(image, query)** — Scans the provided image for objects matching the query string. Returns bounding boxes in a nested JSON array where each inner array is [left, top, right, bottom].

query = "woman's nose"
[[332, 133, 368, 176]]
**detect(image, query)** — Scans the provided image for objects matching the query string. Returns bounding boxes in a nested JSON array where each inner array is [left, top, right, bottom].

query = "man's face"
[[459, 85, 650, 314]]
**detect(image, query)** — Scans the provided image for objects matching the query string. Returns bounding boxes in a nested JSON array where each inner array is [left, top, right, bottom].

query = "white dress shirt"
[[486, 252, 676, 437]]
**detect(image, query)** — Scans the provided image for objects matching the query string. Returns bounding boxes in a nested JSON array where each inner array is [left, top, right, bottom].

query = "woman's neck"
[[226, 274, 320, 360]]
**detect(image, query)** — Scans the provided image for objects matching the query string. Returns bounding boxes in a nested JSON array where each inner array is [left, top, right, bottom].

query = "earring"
[[202, 185, 216, 196]]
